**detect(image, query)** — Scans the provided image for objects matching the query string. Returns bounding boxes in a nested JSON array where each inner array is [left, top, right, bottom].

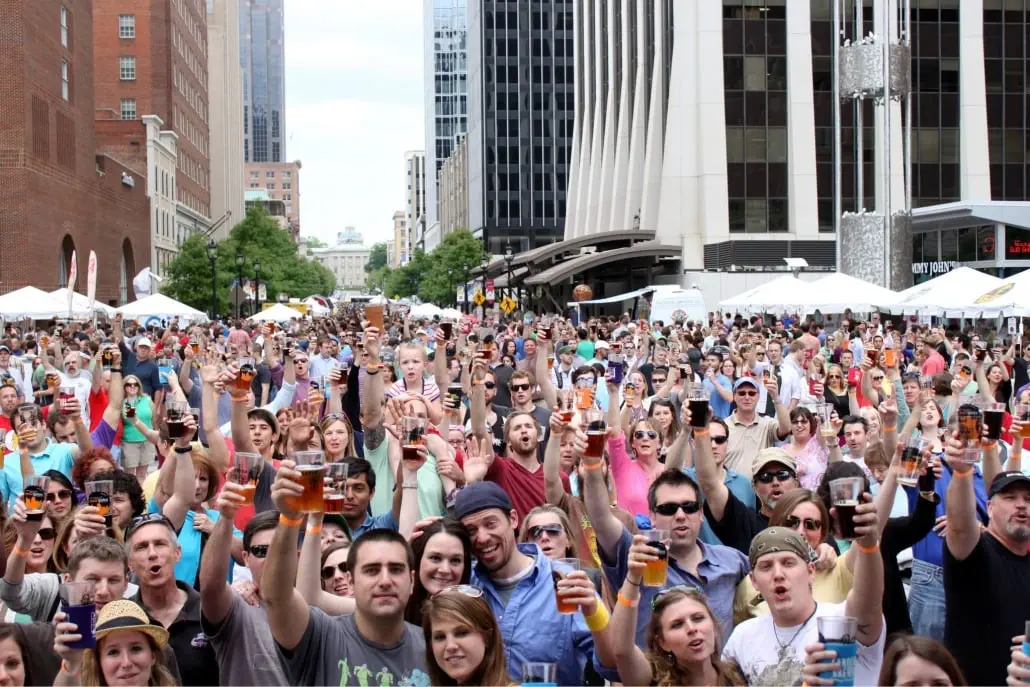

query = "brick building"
[[93, 0, 212, 246], [0, 0, 149, 303], [245, 160, 300, 240]]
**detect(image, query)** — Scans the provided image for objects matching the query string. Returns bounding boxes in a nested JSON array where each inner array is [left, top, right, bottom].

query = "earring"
[[666, 651, 676, 666]]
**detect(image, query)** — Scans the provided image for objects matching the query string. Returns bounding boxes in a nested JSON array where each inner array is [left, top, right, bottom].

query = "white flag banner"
[[87, 251, 98, 311], [67, 250, 77, 318]]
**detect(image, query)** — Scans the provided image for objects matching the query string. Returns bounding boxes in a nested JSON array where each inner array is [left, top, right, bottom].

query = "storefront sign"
[[911, 261, 957, 276]]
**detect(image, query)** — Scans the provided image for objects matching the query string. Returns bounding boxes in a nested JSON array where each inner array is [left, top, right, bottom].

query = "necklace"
[[772, 604, 817, 657]]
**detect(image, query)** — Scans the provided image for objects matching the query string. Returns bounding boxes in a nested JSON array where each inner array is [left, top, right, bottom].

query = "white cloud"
[[285, 0, 425, 247]]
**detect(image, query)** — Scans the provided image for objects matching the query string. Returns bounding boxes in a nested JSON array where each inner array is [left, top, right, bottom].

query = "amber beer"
[[1017, 404, 1030, 438], [584, 410, 606, 460], [642, 530, 670, 587], [23, 476, 48, 522], [293, 451, 326, 513], [402, 417, 427, 463], [956, 402, 982, 445], [228, 452, 260, 506], [556, 390, 574, 423], [552, 558, 581, 614], [85, 480, 114, 527], [235, 357, 256, 394], [323, 463, 348, 513]]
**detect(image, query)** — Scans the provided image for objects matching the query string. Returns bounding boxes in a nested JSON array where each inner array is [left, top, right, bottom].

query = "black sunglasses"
[[653, 500, 701, 517], [321, 562, 348, 579], [528, 523, 564, 539], [784, 516, 822, 532], [124, 382, 139, 388], [736, 390, 758, 397], [510, 383, 531, 392], [46, 489, 72, 502], [248, 545, 269, 559], [37, 527, 56, 541], [755, 469, 795, 484], [484, 381, 496, 389], [710, 434, 729, 445], [634, 430, 659, 440]]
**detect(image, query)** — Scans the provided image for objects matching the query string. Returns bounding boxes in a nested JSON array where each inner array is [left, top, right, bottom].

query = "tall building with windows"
[[424, 0, 469, 228], [466, 0, 576, 253], [93, 0, 212, 267], [405, 151, 427, 257], [207, 0, 245, 239], [245, 160, 301, 240], [240, 0, 286, 162], [563, 0, 1030, 286]]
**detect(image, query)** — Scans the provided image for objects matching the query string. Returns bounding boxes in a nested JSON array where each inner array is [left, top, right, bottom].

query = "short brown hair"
[[509, 370, 535, 387], [769, 488, 831, 545], [878, 635, 966, 686]]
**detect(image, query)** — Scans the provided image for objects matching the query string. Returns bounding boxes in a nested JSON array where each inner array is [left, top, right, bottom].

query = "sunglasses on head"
[[124, 512, 173, 541], [433, 584, 483, 599], [784, 516, 822, 532], [651, 584, 705, 610], [634, 430, 659, 440], [248, 544, 269, 559], [653, 500, 701, 517], [511, 383, 531, 392], [321, 561, 348, 579], [755, 469, 795, 484], [529, 523, 564, 539], [37, 527, 56, 541], [46, 489, 72, 502]]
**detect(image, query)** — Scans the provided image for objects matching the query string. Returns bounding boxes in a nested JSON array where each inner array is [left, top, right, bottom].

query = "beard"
[[1003, 521, 1030, 542]]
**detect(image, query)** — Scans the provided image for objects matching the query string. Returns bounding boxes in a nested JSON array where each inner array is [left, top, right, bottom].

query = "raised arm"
[[692, 427, 731, 521], [295, 513, 355, 616], [843, 490, 884, 647], [264, 460, 312, 651], [102, 350, 125, 429], [662, 406, 693, 472], [433, 332, 449, 393], [579, 428, 623, 554], [543, 412, 567, 506], [160, 415, 199, 532], [608, 536, 661, 686], [199, 484, 246, 626], [943, 432, 981, 561]]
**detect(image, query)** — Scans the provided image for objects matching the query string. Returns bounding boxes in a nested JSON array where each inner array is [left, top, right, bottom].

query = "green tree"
[[365, 242, 389, 273], [162, 206, 336, 316], [419, 229, 485, 305], [303, 236, 328, 250]]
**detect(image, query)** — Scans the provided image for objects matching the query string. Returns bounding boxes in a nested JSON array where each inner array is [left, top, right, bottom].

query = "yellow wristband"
[[583, 599, 611, 631], [279, 514, 303, 528], [617, 592, 639, 608], [857, 542, 880, 554]]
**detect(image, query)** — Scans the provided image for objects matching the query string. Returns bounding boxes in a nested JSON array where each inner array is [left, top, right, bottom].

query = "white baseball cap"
[[136, 337, 154, 349]]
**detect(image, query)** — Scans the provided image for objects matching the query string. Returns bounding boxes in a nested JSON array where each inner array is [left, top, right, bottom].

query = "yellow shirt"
[[142, 470, 161, 503], [733, 553, 854, 625]]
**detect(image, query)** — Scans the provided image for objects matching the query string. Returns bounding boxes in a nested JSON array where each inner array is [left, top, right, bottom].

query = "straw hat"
[[93, 600, 169, 648]]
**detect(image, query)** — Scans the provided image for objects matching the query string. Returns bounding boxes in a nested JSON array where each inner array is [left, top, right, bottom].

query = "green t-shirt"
[[365, 432, 446, 520], [576, 340, 595, 361]]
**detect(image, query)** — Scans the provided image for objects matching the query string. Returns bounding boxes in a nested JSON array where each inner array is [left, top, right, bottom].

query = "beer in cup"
[[23, 475, 49, 521], [402, 417, 427, 463], [829, 477, 863, 540], [983, 401, 1005, 441], [234, 357, 257, 394], [551, 558, 581, 614], [228, 452, 261, 506], [323, 463, 348, 513], [898, 434, 928, 488], [686, 384, 710, 429], [583, 409, 606, 460], [59, 386, 76, 415], [642, 529, 671, 587], [84, 479, 114, 527], [165, 401, 188, 439], [292, 451, 326, 513]]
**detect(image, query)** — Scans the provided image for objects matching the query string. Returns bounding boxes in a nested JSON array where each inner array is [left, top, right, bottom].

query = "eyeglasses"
[[736, 390, 758, 397], [433, 584, 483, 599], [484, 381, 496, 389], [651, 584, 705, 610], [755, 469, 796, 484], [46, 489, 72, 502], [321, 562, 348, 579], [827, 374, 842, 380], [37, 528, 56, 541], [710, 434, 729, 445], [783, 516, 822, 532], [529, 523, 565, 540], [511, 383, 531, 392], [653, 500, 701, 517], [124, 382, 139, 388], [651, 377, 667, 385], [634, 430, 659, 440], [124, 513, 173, 541], [248, 545, 269, 559]]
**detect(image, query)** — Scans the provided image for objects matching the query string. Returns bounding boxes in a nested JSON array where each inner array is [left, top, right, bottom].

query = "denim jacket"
[[472, 544, 595, 686]]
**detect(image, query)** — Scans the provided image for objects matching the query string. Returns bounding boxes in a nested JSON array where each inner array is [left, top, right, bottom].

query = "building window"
[[120, 98, 136, 120], [60, 6, 68, 47], [250, 170, 259, 178], [282, 171, 291, 179], [119, 56, 136, 80], [119, 15, 135, 39], [265, 171, 275, 178], [61, 60, 69, 100]]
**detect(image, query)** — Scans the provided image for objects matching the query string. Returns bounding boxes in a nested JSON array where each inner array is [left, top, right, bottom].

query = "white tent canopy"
[[248, 303, 304, 323], [952, 268, 1030, 317], [440, 308, 463, 321], [0, 287, 69, 320], [718, 275, 808, 314], [889, 267, 1006, 317], [49, 289, 116, 317], [116, 293, 207, 321], [410, 303, 444, 320], [794, 273, 898, 314]]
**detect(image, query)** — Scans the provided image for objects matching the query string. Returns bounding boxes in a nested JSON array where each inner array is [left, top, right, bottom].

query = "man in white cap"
[[114, 314, 162, 403]]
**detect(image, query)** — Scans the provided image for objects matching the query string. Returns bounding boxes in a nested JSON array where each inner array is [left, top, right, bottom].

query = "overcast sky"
[[284, 1, 424, 247]]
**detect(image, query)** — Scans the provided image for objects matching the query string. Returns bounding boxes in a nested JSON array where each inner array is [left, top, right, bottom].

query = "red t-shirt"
[[484, 455, 571, 523], [88, 388, 107, 432]]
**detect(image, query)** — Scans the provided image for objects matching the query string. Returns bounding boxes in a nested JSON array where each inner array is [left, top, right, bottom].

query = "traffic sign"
[[473, 290, 486, 306], [500, 297, 517, 315]]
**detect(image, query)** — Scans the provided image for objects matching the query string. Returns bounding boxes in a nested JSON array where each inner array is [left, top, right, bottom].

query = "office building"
[[439, 134, 469, 237], [311, 242, 371, 290], [143, 116, 180, 278], [405, 151, 427, 257], [466, 0, 575, 253], [0, 0, 150, 301], [93, 0, 212, 263], [246, 160, 301, 240], [424, 0, 469, 228], [240, 0, 286, 162], [207, 0, 245, 238], [244, 188, 289, 231], [392, 211, 407, 267]]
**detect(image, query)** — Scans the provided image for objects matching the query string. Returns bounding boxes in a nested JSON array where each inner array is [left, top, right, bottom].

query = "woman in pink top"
[[604, 380, 667, 516], [783, 405, 829, 490]]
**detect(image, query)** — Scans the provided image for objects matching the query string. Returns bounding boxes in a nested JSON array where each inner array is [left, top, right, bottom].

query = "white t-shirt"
[[58, 372, 92, 426], [722, 601, 885, 687]]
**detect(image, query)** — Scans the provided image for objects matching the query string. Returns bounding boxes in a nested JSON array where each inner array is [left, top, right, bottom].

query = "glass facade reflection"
[[428, 0, 469, 223], [241, 0, 286, 163]]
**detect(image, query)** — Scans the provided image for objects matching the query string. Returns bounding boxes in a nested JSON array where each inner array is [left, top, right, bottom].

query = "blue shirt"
[[2, 439, 76, 506], [146, 500, 241, 586], [683, 467, 755, 546], [472, 544, 596, 687], [598, 527, 749, 647], [906, 463, 988, 568], [703, 374, 733, 419], [350, 511, 398, 540]]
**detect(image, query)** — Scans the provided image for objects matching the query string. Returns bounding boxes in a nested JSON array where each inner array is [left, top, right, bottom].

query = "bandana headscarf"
[[748, 527, 815, 569]]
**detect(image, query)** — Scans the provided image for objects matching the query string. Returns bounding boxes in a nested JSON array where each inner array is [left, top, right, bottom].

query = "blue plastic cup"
[[60, 582, 96, 649], [817, 615, 857, 686]]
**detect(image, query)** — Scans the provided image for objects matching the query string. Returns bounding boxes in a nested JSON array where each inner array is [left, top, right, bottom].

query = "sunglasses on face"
[[484, 381, 496, 389], [653, 500, 701, 517], [634, 430, 659, 440], [652, 377, 666, 385], [37, 528, 56, 541], [736, 390, 757, 397], [827, 374, 842, 380], [248, 545, 269, 559], [755, 469, 795, 484], [529, 523, 565, 540], [321, 562, 348, 579], [47, 489, 72, 502], [124, 382, 139, 388], [511, 383, 531, 392], [784, 515, 822, 532]]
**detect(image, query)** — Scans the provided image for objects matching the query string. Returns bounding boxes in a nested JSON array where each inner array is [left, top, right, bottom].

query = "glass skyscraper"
[[240, 0, 286, 163], [424, 0, 469, 228]]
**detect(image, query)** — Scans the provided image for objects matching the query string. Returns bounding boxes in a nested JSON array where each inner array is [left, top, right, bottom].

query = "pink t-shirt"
[[608, 433, 664, 517], [921, 350, 947, 377]]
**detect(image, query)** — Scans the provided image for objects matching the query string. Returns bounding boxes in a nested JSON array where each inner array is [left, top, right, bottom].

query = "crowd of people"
[[0, 305, 1025, 685]]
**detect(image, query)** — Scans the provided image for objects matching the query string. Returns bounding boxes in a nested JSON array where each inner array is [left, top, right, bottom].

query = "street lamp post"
[[207, 240, 218, 320], [235, 251, 244, 319], [503, 241, 514, 309], [254, 258, 262, 313]]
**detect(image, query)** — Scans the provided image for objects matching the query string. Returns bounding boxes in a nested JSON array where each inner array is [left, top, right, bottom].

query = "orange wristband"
[[857, 542, 880, 554], [952, 469, 974, 479], [692, 428, 709, 437], [279, 514, 303, 528], [581, 460, 603, 471], [306, 525, 322, 535], [11, 545, 28, 558], [617, 592, 639, 608]]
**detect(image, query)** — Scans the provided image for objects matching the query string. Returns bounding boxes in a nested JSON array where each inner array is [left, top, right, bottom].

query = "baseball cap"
[[595, 340, 610, 351], [454, 482, 514, 520], [989, 470, 1030, 498], [733, 377, 759, 392], [751, 447, 797, 479], [136, 337, 153, 349], [0, 345, 10, 353], [558, 344, 575, 355], [321, 514, 352, 541]]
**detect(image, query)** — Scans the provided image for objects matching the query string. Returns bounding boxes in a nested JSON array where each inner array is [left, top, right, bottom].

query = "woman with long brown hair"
[[421, 586, 515, 686]]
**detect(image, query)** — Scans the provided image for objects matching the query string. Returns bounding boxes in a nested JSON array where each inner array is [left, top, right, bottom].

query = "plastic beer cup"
[[686, 384, 710, 428], [293, 451, 326, 513], [228, 452, 261, 506], [60, 581, 97, 649], [84, 480, 114, 527], [642, 529, 671, 587], [817, 615, 858, 686], [583, 409, 607, 460], [898, 434, 927, 488], [552, 557, 581, 614], [829, 477, 863, 540], [402, 417, 427, 463], [165, 400, 188, 439], [520, 662, 557, 687], [323, 462, 348, 513], [23, 475, 48, 521]]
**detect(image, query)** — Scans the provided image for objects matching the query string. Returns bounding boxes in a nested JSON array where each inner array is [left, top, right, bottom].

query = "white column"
[[623, 0, 649, 231], [873, 0, 908, 216], [959, 0, 992, 200], [608, 0, 634, 231], [639, 0, 665, 230], [595, 0, 618, 232], [570, 0, 594, 237], [694, 0, 730, 250], [786, 0, 819, 236], [564, 0, 584, 239], [584, 0, 608, 235]]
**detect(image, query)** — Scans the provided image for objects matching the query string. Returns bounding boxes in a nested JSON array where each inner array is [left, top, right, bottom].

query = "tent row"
[[717, 267, 1030, 318], [0, 288, 207, 322]]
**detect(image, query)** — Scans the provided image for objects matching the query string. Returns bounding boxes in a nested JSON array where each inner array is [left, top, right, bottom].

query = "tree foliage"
[[381, 229, 485, 305], [303, 236, 328, 250], [365, 243, 389, 273], [162, 206, 336, 316]]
